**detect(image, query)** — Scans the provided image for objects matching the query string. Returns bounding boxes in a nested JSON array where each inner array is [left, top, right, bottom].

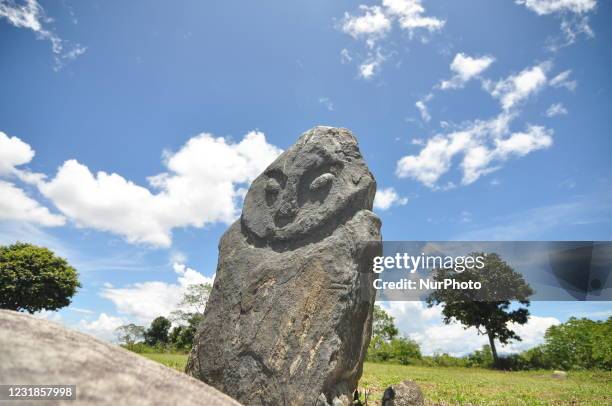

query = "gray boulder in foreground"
[[187, 126, 382, 405], [0, 309, 240, 406], [381, 380, 425, 406]]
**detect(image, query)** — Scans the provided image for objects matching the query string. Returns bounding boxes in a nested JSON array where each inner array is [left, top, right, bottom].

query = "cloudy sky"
[[1, 0, 610, 355]]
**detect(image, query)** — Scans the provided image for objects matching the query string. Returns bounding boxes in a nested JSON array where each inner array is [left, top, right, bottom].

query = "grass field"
[[141, 353, 611, 405]]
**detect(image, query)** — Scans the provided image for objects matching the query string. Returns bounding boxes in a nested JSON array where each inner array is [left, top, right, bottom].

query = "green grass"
[[360, 363, 611, 405], [141, 353, 611, 405], [142, 352, 188, 371]]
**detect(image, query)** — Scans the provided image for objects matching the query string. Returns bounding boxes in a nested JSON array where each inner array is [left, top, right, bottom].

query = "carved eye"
[[265, 178, 281, 194], [309, 173, 334, 192]]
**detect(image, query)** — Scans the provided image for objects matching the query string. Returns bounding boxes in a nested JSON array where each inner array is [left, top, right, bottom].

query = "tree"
[[169, 282, 212, 326], [426, 252, 533, 368], [467, 345, 494, 368], [0, 242, 80, 313], [366, 305, 421, 364], [144, 316, 171, 346], [168, 313, 203, 351], [116, 323, 146, 345], [372, 304, 399, 341], [168, 325, 185, 347], [181, 283, 211, 314], [544, 316, 611, 370], [388, 337, 421, 364]]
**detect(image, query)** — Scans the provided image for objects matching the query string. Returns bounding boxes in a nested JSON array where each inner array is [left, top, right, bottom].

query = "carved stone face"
[[241, 127, 376, 242]]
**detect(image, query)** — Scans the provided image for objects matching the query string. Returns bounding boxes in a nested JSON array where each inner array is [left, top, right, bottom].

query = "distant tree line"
[[366, 305, 421, 364], [368, 305, 611, 371], [116, 283, 211, 353]]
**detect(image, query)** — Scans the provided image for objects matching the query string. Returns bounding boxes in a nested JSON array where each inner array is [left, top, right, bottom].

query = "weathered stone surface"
[[187, 126, 381, 405], [0, 309, 240, 406], [381, 380, 425, 406]]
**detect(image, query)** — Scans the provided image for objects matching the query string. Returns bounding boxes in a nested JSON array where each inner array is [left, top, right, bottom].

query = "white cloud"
[[558, 14, 594, 46], [169, 251, 187, 264], [415, 101, 430, 122], [463, 124, 553, 185], [396, 130, 472, 187], [358, 49, 386, 79], [460, 210, 472, 223], [0, 0, 86, 69], [78, 313, 125, 342], [37, 131, 282, 247], [382, 0, 445, 35], [502, 316, 560, 353], [100, 262, 214, 323], [318, 97, 334, 111], [516, 0, 596, 15], [374, 187, 408, 210], [415, 93, 433, 122], [494, 125, 553, 157], [0, 0, 59, 50], [396, 111, 552, 187], [0, 180, 65, 226], [340, 48, 352, 64], [69, 307, 94, 315], [516, 0, 597, 50], [549, 69, 577, 91], [339, 0, 443, 78], [382, 301, 560, 356], [399, 61, 570, 188], [33, 309, 62, 323], [341, 5, 391, 44], [484, 63, 549, 111], [545, 102, 568, 117], [440, 53, 495, 90], [0, 131, 35, 175]]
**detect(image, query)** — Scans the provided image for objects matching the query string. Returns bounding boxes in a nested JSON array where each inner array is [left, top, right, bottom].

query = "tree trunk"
[[487, 331, 499, 368]]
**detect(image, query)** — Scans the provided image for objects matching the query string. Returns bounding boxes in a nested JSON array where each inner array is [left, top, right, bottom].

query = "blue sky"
[[0, 0, 610, 355]]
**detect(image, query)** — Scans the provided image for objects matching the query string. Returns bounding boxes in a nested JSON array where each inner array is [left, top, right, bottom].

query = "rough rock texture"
[[187, 127, 382, 405], [0, 309, 240, 406], [381, 381, 425, 406]]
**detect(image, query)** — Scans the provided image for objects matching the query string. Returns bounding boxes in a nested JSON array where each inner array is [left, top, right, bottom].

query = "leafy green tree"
[[388, 337, 421, 364], [367, 305, 398, 361], [144, 316, 171, 346], [518, 345, 550, 370], [168, 325, 185, 346], [544, 316, 611, 370], [426, 252, 533, 368], [0, 242, 80, 313], [115, 323, 146, 345], [372, 304, 399, 341], [367, 336, 421, 364], [181, 283, 211, 314], [169, 282, 212, 325], [467, 345, 494, 368], [168, 313, 203, 351], [366, 305, 421, 364]]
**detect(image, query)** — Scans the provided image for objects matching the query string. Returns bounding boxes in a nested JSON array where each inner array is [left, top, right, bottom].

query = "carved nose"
[[278, 200, 296, 217]]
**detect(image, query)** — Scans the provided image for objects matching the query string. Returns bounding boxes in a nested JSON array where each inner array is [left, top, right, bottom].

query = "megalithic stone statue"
[[186, 126, 382, 405]]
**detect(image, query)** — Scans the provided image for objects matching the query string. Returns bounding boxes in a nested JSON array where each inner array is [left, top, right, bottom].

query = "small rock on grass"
[[381, 380, 424, 406], [552, 370, 567, 379]]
